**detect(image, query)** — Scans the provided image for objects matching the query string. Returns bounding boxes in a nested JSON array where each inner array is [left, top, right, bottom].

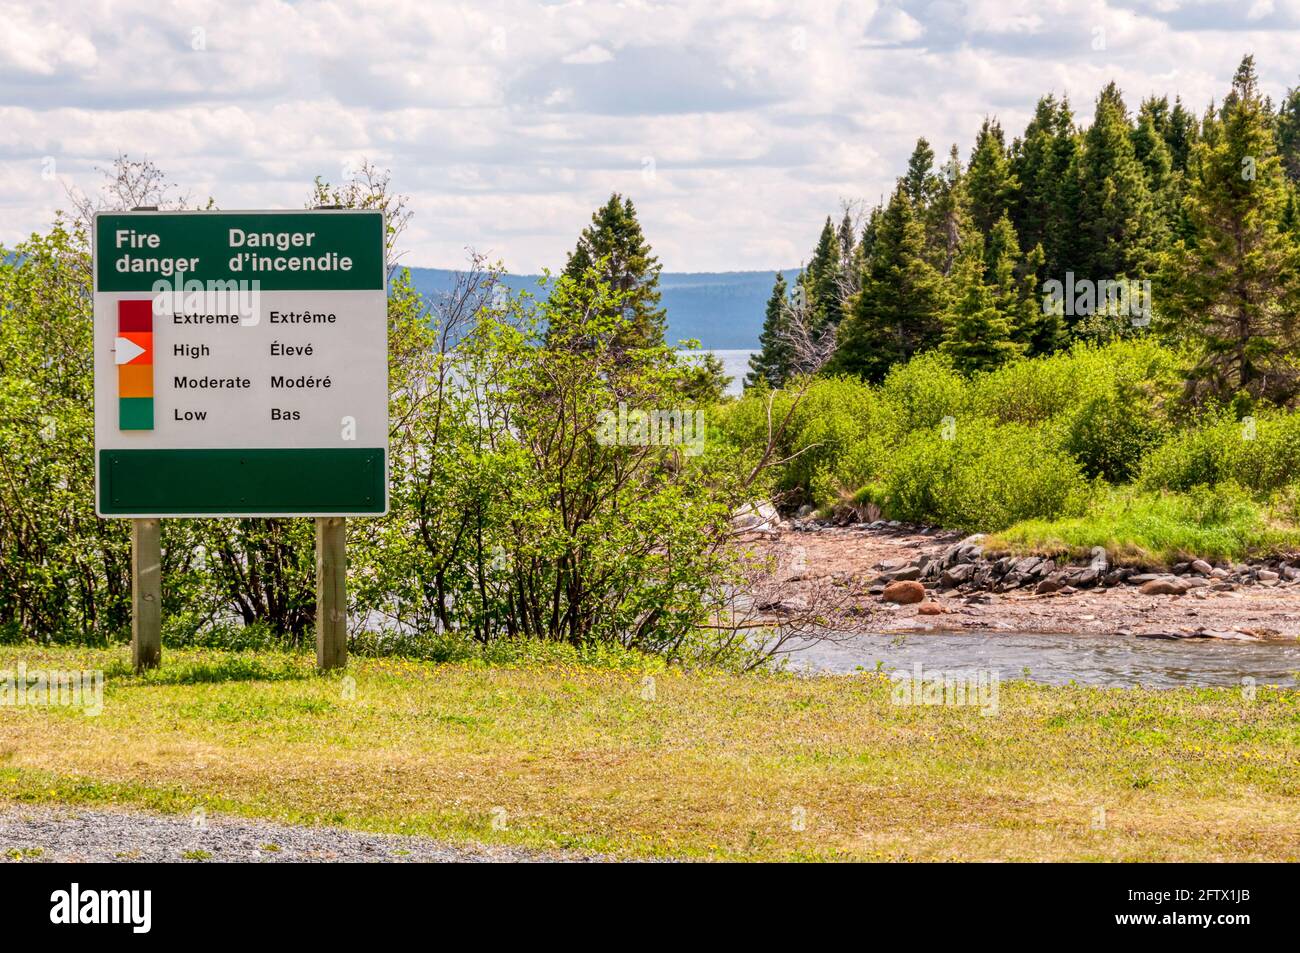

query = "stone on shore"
[[1139, 578, 1189, 595], [882, 580, 926, 604]]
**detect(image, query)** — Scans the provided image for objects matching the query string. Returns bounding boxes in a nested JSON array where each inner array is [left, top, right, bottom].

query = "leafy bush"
[[877, 351, 969, 435], [716, 375, 887, 508], [1063, 389, 1168, 482], [1140, 409, 1300, 495], [972, 339, 1180, 427], [875, 419, 1089, 531]]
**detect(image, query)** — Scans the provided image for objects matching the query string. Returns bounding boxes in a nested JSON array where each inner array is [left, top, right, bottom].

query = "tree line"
[[748, 55, 1300, 410]]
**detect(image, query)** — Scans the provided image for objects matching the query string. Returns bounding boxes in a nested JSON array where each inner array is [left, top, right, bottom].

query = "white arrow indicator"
[[114, 336, 146, 365]]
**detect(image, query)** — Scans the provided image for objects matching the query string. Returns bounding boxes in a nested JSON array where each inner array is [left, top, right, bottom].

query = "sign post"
[[130, 518, 162, 672], [93, 210, 388, 671], [316, 517, 348, 670]]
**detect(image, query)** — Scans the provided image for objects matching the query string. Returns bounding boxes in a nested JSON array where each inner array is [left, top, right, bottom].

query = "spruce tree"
[[1011, 95, 1079, 276], [830, 184, 945, 381], [1278, 82, 1300, 183], [985, 212, 1053, 354], [560, 193, 666, 352], [904, 137, 938, 208], [1076, 82, 1165, 283], [1161, 56, 1300, 406], [1132, 104, 1178, 229], [802, 216, 843, 332], [858, 205, 881, 264], [837, 210, 857, 271], [940, 235, 1025, 374], [966, 118, 1020, 234], [1165, 97, 1200, 175], [746, 272, 792, 389], [925, 144, 970, 276]]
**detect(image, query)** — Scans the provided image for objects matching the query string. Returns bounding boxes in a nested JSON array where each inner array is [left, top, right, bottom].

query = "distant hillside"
[[406, 267, 801, 349]]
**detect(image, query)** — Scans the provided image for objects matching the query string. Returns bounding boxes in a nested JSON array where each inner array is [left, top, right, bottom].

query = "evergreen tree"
[[801, 216, 843, 332], [858, 204, 882, 264], [925, 144, 970, 276], [1284, 188, 1300, 244], [746, 272, 792, 388], [904, 137, 938, 208], [985, 212, 1054, 354], [940, 235, 1025, 374], [1278, 82, 1300, 183], [1076, 81, 1165, 282], [560, 193, 666, 352], [830, 185, 945, 381], [1011, 95, 1079, 278], [1165, 97, 1200, 174], [1132, 103, 1178, 229], [1161, 56, 1300, 406], [966, 118, 1020, 234], [837, 210, 857, 271]]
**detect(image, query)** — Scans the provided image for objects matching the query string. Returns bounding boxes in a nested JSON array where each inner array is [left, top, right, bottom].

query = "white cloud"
[[562, 44, 615, 65], [1, 0, 1298, 271]]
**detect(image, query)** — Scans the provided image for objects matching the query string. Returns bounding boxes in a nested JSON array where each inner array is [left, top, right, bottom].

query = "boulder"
[[1070, 567, 1100, 588], [940, 564, 976, 588], [882, 581, 926, 604], [917, 601, 946, 615], [1012, 556, 1047, 577], [1139, 578, 1189, 596], [1036, 575, 1066, 595], [1191, 559, 1214, 576], [731, 501, 779, 533]]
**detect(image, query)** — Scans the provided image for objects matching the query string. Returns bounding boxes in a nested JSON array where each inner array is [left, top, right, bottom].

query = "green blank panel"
[[99, 448, 386, 515], [119, 398, 154, 430]]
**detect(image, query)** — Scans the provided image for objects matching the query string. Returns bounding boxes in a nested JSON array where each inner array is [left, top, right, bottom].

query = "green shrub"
[[877, 419, 1089, 531], [878, 351, 969, 435], [972, 338, 1180, 427], [1063, 389, 1167, 482], [718, 375, 887, 508], [1140, 409, 1300, 495]]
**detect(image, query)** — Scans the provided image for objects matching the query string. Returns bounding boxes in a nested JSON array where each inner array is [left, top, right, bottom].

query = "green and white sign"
[[93, 209, 388, 517]]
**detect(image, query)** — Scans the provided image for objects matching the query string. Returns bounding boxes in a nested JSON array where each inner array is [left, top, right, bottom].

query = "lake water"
[[781, 630, 1300, 688], [679, 349, 756, 396]]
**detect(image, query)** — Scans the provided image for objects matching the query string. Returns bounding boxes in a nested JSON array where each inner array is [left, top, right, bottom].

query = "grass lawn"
[[1, 644, 1298, 861]]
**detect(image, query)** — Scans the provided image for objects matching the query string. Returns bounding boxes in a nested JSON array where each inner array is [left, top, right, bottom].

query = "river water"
[[781, 630, 1300, 688]]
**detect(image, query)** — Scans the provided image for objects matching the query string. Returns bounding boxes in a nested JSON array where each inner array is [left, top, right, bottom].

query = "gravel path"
[[0, 805, 595, 863]]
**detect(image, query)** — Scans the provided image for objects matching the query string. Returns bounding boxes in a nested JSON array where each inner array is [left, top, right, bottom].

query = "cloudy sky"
[[2, 0, 1298, 273]]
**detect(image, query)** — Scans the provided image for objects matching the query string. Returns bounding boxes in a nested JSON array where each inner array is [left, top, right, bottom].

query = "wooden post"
[[316, 517, 347, 671], [131, 518, 162, 672]]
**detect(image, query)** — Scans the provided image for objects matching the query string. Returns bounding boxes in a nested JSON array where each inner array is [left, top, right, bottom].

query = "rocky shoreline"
[[744, 515, 1300, 643], [862, 522, 1298, 593]]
